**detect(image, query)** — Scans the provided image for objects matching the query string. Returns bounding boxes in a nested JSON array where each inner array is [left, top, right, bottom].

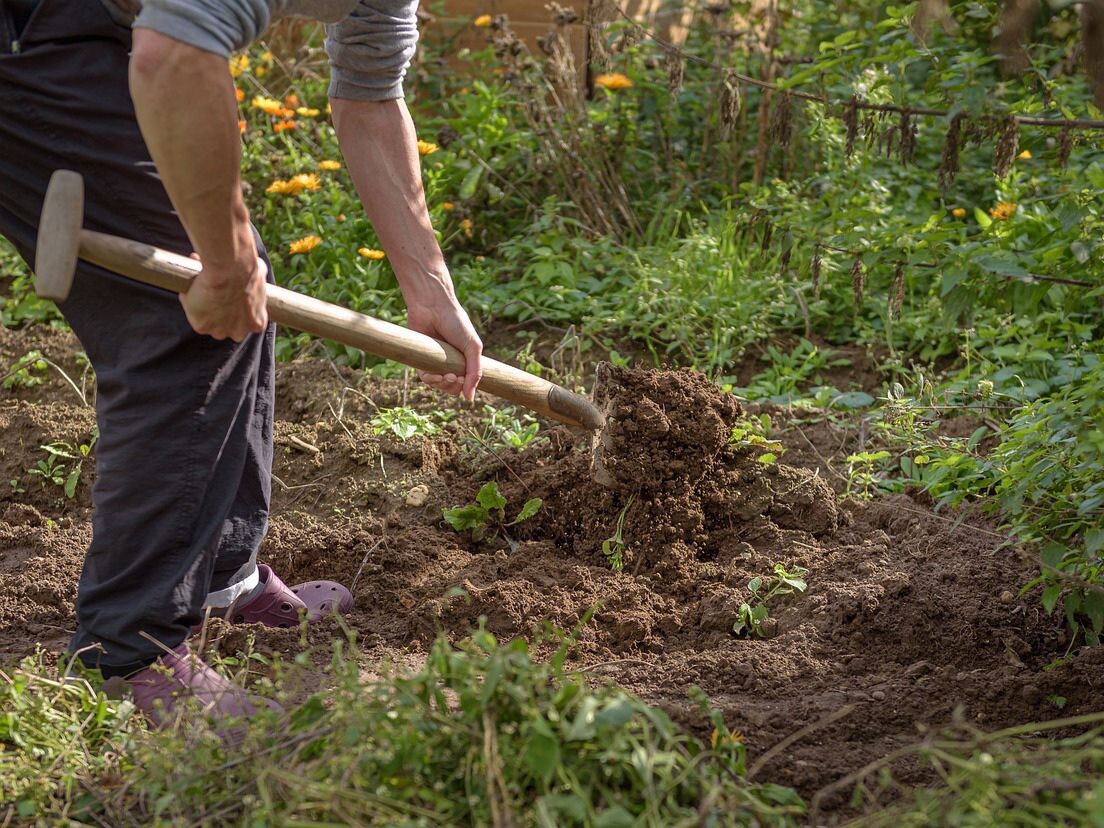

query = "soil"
[[2, 324, 1101, 823]]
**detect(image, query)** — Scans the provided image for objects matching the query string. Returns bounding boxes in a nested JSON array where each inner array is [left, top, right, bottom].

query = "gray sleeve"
[[133, 0, 271, 57], [325, 0, 419, 101]]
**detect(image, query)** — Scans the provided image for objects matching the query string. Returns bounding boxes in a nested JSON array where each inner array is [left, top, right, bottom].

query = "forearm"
[[330, 97, 450, 303], [129, 29, 255, 276]]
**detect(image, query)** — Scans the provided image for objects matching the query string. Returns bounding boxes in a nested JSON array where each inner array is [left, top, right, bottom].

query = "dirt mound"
[[0, 337, 1099, 820]]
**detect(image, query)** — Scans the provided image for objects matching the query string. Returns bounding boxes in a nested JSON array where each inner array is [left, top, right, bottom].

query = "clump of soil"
[[1, 329, 1100, 820]]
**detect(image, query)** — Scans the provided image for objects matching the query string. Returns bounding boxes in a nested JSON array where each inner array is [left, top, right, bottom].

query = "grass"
[[2, 628, 805, 827]]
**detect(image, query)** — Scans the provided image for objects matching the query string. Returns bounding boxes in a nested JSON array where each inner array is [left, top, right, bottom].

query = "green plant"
[[845, 450, 893, 499], [369, 406, 439, 441], [735, 340, 850, 403], [1, 351, 47, 390], [733, 564, 809, 637], [443, 481, 541, 543], [729, 414, 786, 465], [601, 497, 634, 572], [27, 431, 98, 499]]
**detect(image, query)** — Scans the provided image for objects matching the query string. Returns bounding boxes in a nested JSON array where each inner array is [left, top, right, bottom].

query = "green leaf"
[[476, 482, 507, 513], [1041, 584, 1062, 615], [747, 577, 762, 593], [595, 698, 636, 729], [565, 696, 598, 741], [64, 467, 80, 499], [513, 498, 543, 523], [443, 504, 488, 532], [595, 806, 635, 828], [523, 722, 561, 783], [458, 164, 484, 200], [1041, 543, 1067, 570], [973, 207, 992, 228], [833, 391, 876, 409]]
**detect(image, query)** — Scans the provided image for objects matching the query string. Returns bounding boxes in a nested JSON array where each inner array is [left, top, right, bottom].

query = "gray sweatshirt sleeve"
[[325, 0, 419, 101], [133, 0, 271, 57]]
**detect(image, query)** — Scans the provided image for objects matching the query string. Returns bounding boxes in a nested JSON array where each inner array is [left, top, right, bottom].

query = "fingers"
[[418, 371, 464, 396], [462, 338, 483, 402]]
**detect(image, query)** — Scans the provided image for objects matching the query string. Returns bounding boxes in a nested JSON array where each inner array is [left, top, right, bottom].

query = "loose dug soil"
[[1, 325, 1101, 822]]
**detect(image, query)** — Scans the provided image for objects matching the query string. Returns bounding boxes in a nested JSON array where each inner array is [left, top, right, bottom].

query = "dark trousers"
[[0, 0, 275, 675]]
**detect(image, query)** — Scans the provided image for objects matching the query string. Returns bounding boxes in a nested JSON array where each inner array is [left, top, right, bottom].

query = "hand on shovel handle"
[[34, 171, 605, 432]]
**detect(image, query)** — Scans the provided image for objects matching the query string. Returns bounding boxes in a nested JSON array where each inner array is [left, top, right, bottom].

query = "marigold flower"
[[260, 50, 274, 62], [289, 235, 322, 254], [989, 201, 1017, 221], [291, 173, 321, 191], [318, 160, 342, 171], [255, 66, 268, 78], [441, 202, 455, 211], [266, 179, 296, 195], [296, 106, 321, 117], [238, 119, 247, 134], [251, 95, 284, 116], [229, 55, 250, 78], [273, 119, 299, 132], [235, 87, 245, 103], [474, 14, 492, 27], [1017, 149, 1032, 160], [460, 218, 474, 238], [284, 93, 300, 108], [417, 140, 439, 156], [594, 72, 633, 90], [951, 207, 966, 218], [358, 247, 386, 259]]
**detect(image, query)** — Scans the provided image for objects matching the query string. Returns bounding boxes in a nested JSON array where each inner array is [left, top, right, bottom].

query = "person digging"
[[0, 0, 482, 726]]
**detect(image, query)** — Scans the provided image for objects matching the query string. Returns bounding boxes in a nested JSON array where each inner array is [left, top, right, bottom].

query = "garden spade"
[[33, 169, 605, 432]]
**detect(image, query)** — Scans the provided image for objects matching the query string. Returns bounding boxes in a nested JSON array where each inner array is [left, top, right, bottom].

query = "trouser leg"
[[0, 0, 274, 674]]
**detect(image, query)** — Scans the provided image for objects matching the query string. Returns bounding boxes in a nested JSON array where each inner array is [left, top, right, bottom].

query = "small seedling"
[[370, 407, 439, 442], [729, 414, 785, 465], [845, 450, 892, 498], [2, 350, 48, 390], [27, 430, 99, 498], [733, 564, 808, 637], [443, 482, 542, 543], [601, 496, 634, 571]]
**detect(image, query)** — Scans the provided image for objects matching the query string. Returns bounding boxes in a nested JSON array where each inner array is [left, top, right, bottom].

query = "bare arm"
[[128, 28, 266, 341], [331, 97, 482, 400]]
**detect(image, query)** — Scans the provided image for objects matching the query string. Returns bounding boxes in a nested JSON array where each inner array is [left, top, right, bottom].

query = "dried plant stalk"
[[719, 69, 742, 138], [850, 255, 866, 314], [812, 249, 823, 298], [770, 92, 794, 148], [938, 112, 966, 191], [890, 264, 906, 317], [1058, 125, 1075, 168], [664, 44, 684, 96], [993, 115, 1020, 178], [898, 111, 917, 165]]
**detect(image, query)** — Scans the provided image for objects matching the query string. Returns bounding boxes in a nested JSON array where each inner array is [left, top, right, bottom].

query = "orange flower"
[[594, 73, 633, 90], [474, 14, 492, 27], [989, 202, 1017, 221], [417, 140, 439, 156], [951, 207, 966, 218], [284, 93, 300, 108], [266, 173, 321, 196], [238, 119, 247, 134], [441, 202, 455, 212], [291, 173, 321, 190], [289, 235, 322, 254], [273, 119, 299, 132], [358, 247, 386, 260], [235, 87, 245, 103], [460, 218, 473, 238], [318, 160, 342, 171]]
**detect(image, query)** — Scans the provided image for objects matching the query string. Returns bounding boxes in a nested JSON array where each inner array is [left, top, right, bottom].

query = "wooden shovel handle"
[[78, 230, 605, 431]]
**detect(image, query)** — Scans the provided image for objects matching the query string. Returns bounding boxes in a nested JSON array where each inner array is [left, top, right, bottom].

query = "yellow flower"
[[273, 119, 299, 132], [1017, 149, 1032, 160], [441, 202, 455, 211], [255, 65, 268, 78], [289, 235, 322, 254], [251, 95, 284, 116], [260, 50, 273, 62], [291, 173, 321, 191], [358, 247, 386, 259], [474, 14, 492, 27], [417, 140, 439, 156], [951, 207, 966, 218], [460, 218, 474, 238], [989, 201, 1017, 221], [229, 54, 250, 78], [296, 106, 321, 117], [318, 160, 342, 171], [266, 173, 322, 196], [326, 102, 332, 115], [594, 72, 633, 90]]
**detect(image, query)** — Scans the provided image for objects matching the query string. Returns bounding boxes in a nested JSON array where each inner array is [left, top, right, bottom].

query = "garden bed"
[[1, 324, 1100, 818]]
